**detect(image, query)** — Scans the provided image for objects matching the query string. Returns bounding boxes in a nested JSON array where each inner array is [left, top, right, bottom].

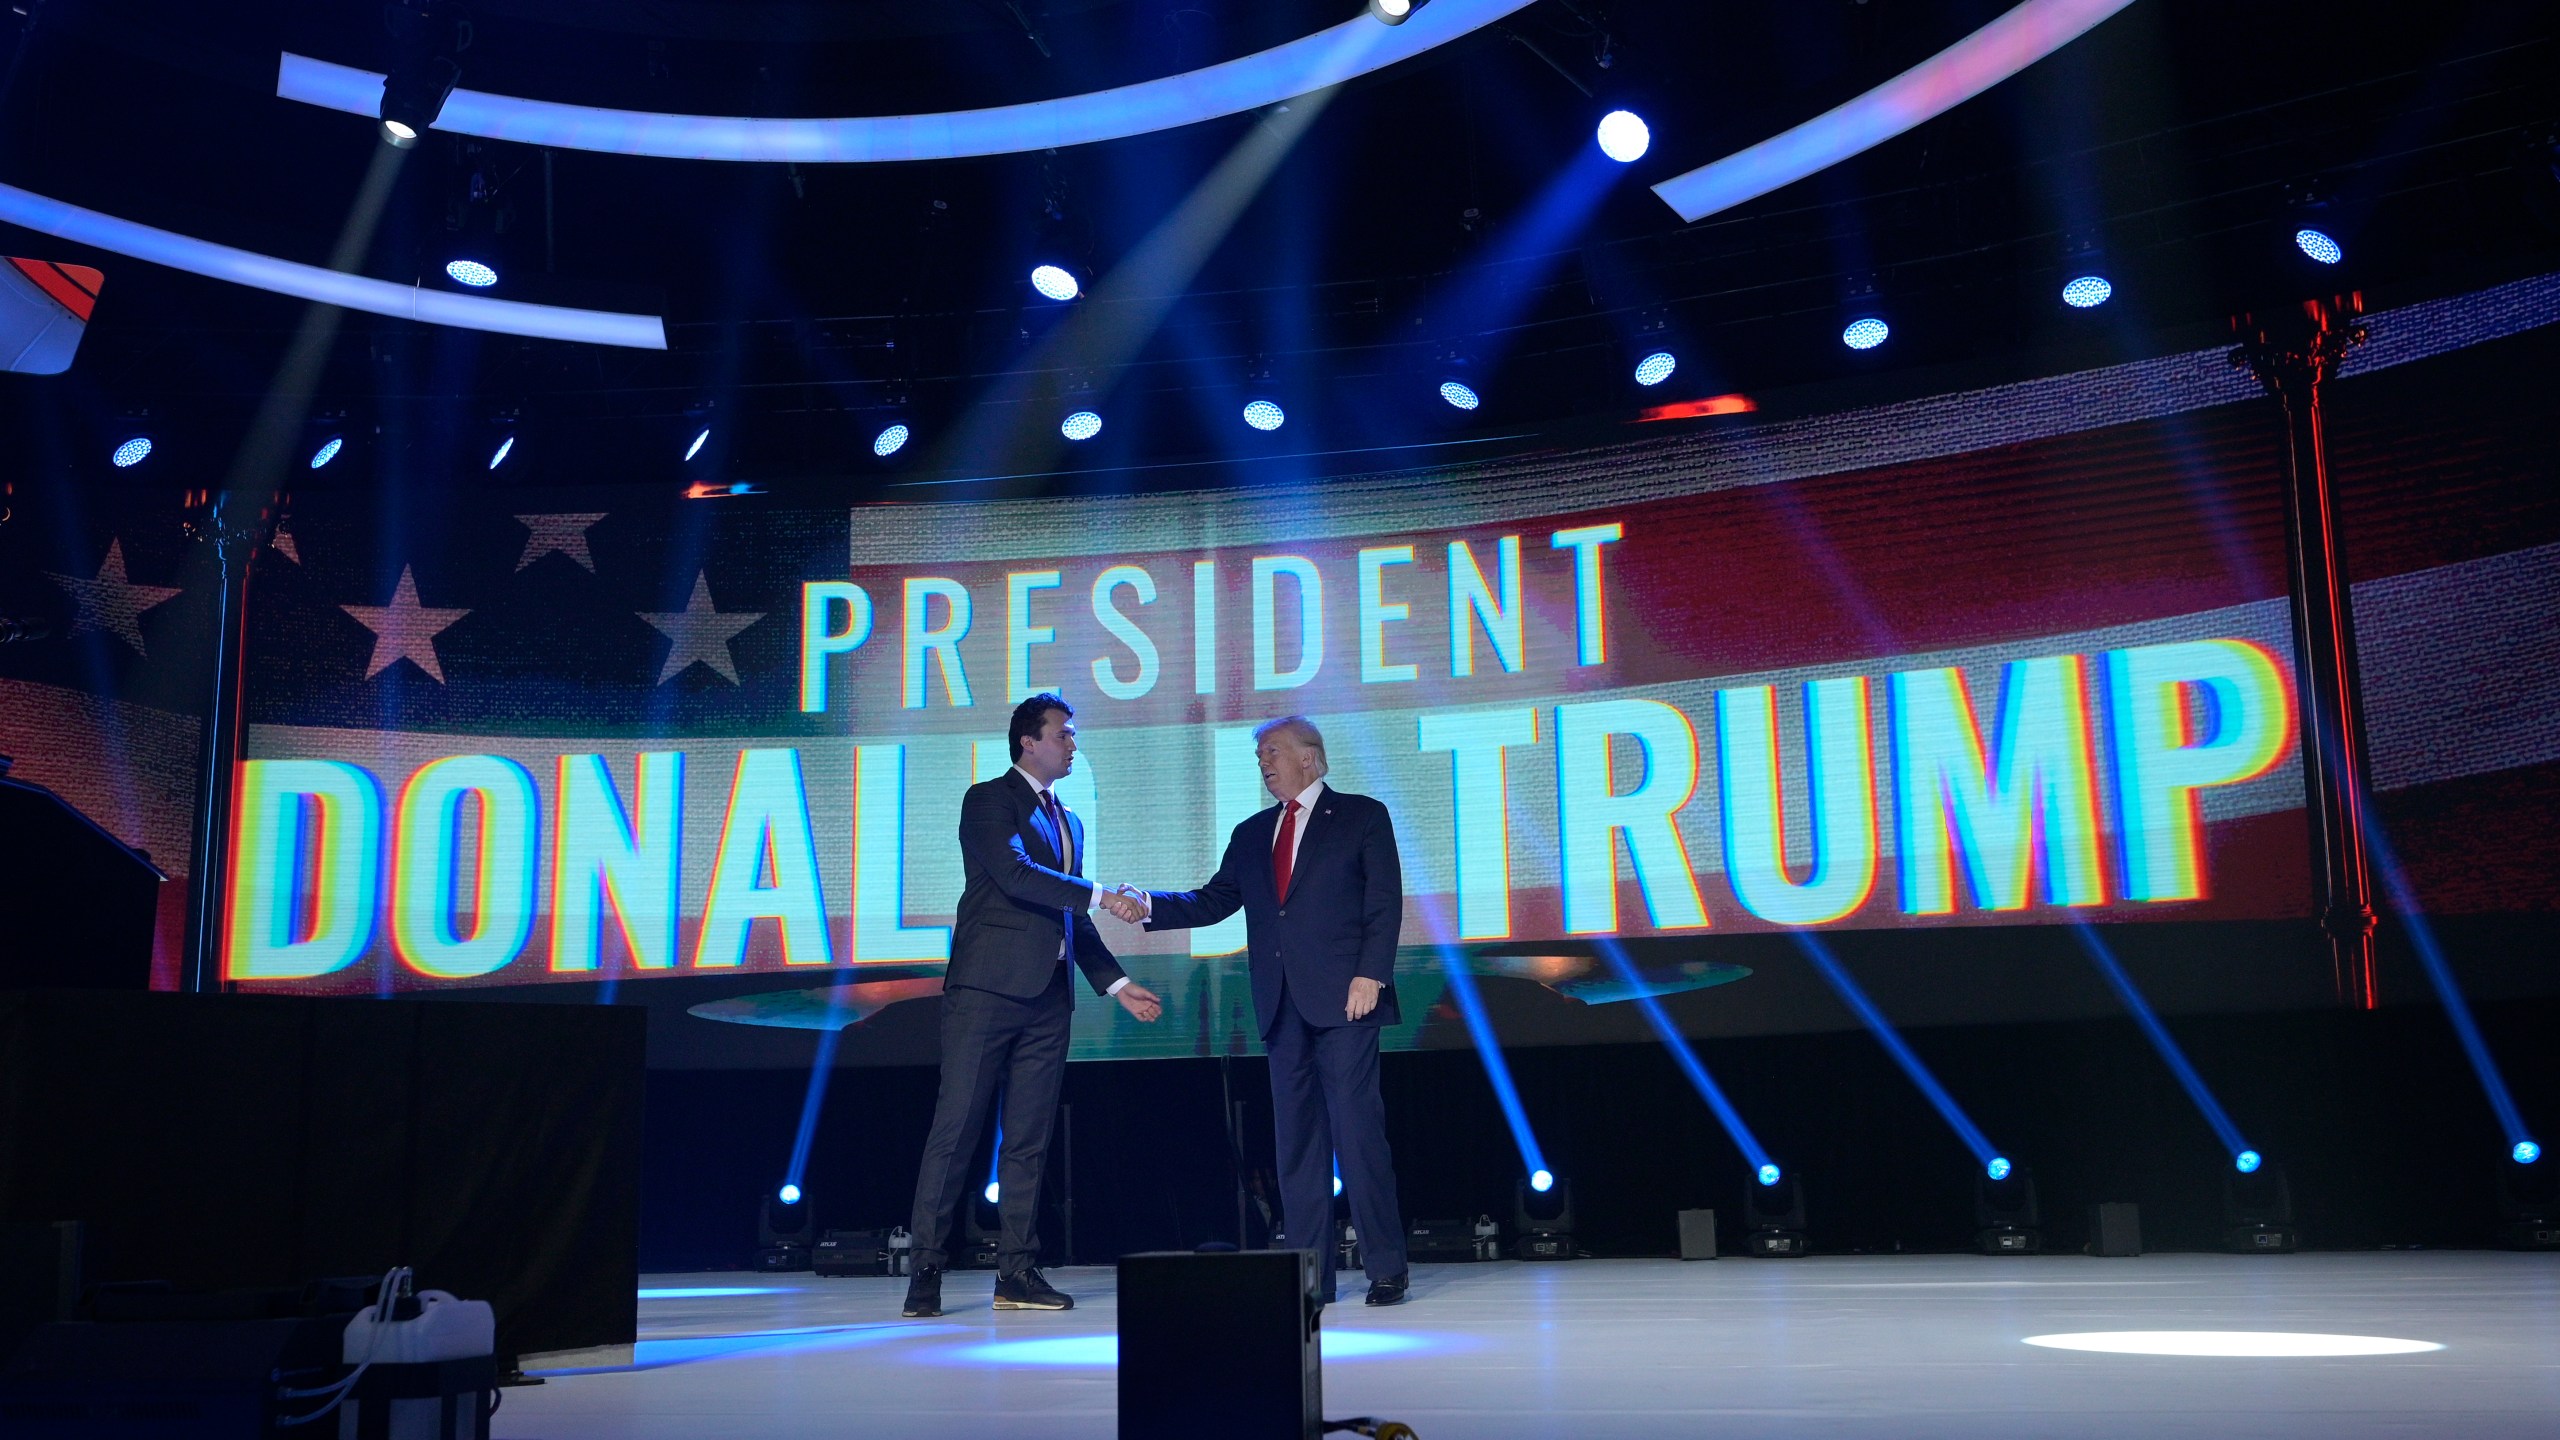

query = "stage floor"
[[510, 1252, 2560, 1438]]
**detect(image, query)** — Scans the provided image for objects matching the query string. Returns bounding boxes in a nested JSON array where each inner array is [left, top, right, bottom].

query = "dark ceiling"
[[1, 0, 2555, 497]]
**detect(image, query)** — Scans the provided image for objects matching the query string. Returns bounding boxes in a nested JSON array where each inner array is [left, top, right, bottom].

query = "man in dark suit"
[[1129, 715, 1410, 1306], [902, 692, 1163, 1318]]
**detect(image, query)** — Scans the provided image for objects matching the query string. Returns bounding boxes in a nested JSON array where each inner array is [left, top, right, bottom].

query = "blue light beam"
[[1793, 934, 2001, 1167], [2365, 818, 2537, 1158], [2073, 925, 2256, 1164], [780, 986, 858, 1194], [1437, 947, 1550, 1180], [1593, 940, 1776, 1173]]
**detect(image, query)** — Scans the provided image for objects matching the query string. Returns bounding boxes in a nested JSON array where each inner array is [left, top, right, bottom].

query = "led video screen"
[[208, 275, 2560, 1059]]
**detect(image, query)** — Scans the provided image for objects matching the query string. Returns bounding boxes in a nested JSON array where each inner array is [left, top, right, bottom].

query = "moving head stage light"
[[1512, 1176, 1575, 1260], [1975, 1162, 2043, 1254], [2223, 1159, 2298, 1253], [2498, 1149, 2560, 1250], [755, 1184, 813, 1271], [1744, 1168, 1807, 1257]]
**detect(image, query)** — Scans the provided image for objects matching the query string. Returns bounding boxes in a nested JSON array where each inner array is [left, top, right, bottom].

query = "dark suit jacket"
[[948, 768, 1125, 1000], [1146, 785, 1402, 1034]]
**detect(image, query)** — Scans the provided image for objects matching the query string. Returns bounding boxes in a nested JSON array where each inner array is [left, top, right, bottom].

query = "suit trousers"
[[907, 967, 1072, 1275], [1265, 982, 1406, 1298]]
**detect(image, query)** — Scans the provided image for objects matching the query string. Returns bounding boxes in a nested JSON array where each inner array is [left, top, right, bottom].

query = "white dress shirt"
[[1014, 765, 1127, 995], [1273, 778, 1325, 881]]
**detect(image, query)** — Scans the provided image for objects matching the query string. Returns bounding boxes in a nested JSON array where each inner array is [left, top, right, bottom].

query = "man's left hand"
[[1346, 977, 1382, 1021], [1116, 981, 1165, 1023]]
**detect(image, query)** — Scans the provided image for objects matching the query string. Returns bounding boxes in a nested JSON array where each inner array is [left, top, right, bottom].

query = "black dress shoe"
[[901, 1266, 944, 1318], [992, 1267, 1074, 1311], [1363, 1275, 1410, 1306]]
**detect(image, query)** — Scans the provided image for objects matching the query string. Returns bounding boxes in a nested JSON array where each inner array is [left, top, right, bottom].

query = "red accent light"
[[1636, 393, 1757, 422]]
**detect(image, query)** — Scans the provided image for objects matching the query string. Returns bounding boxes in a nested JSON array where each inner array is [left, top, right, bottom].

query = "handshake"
[[1098, 883, 1151, 924]]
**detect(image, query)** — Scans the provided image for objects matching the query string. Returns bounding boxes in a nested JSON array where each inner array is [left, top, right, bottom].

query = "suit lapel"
[[1291, 786, 1335, 873], [1009, 769, 1066, 867]]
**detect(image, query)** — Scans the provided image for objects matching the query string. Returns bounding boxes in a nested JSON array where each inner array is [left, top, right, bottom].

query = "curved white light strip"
[[275, 0, 1539, 163], [1652, 0, 2142, 223], [0, 180, 668, 349]]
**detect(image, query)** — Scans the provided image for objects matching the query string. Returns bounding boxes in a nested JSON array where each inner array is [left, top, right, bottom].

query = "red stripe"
[[9, 257, 98, 322]]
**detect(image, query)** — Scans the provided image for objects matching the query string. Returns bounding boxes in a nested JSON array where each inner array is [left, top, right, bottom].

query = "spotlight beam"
[[1794, 933, 2003, 1168], [1437, 947, 1552, 1182], [273, 0, 1537, 163], [0, 179, 667, 349], [1652, 0, 2140, 222], [781, 984, 862, 1202], [932, 87, 1340, 474], [1593, 940, 1778, 1175], [2073, 925, 2255, 1161], [2364, 819, 2539, 1157]]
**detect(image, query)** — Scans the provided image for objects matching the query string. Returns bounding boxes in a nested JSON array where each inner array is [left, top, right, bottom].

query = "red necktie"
[[1272, 799, 1301, 901], [1043, 791, 1073, 873]]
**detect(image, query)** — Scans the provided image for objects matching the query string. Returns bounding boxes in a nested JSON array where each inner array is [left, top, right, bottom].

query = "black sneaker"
[[991, 1267, 1074, 1311], [901, 1266, 944, 1318]]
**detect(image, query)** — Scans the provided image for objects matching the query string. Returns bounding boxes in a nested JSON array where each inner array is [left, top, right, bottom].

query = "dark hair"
[[1010, 692, 1073, 760]]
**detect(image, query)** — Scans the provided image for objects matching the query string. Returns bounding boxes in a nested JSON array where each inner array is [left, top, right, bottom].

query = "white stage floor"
[[509, 1253, 2560, 1439]]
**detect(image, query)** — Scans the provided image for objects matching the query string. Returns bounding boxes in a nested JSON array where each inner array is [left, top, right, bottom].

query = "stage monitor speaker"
[[2088, 1203, 2142, 1257], [815, 1230, 893, 1277], [1403, 1218, 1482, 1264], [1118, 1250, 1318, 1440], [1677, 1209, 1718, 1260]]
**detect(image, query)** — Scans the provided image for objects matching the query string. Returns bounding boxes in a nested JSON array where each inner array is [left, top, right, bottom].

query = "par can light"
[[2294, 228, 2344, 265], [2061, 274, 2113, 308]]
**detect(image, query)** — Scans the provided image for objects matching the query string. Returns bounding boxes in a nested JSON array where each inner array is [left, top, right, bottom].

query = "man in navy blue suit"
[[1130, 716, 1410, 1306]]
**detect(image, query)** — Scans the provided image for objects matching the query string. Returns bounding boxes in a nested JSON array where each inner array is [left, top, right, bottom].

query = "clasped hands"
[[1098, 882, 1151, 924]]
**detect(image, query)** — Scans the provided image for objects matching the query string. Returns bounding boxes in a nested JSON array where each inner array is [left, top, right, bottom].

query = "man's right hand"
[[1099, 886, 1149, 923]]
